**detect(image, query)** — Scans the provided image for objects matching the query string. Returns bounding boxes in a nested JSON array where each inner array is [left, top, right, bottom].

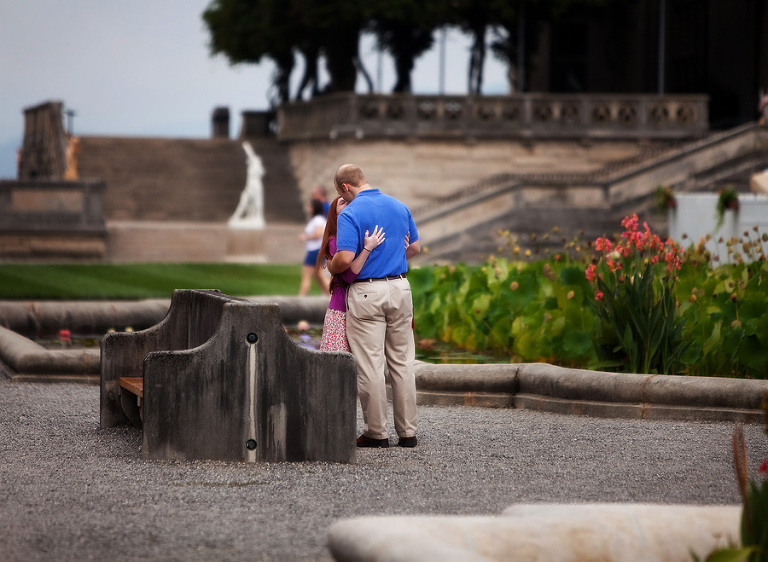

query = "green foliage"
[[701, 421, 768, 562], [202, 0, 600, 101], [675, 230, 768, 378], [411, 220, 768, 379], [410, 253, 596, 365], [655, 185, 676, 216], [716, 188, 740, 229], [203, 0, 298, 104], [366, 0, 441, 92], [587, 214, 690, 375], [203, 0, 365, 103], [592, 260, 690, 374], [744, 478, 768, 561]]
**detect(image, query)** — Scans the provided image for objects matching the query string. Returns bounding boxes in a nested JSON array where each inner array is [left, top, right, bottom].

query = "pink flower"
[[585, 264, 597, 282], [621, 214, 639, 231], [607, 259, 622, 272], [594, 237, 614, 253], [595, 290, 604, 301]]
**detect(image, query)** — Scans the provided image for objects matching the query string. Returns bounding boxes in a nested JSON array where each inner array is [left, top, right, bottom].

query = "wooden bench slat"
[[119, 377, 144, 398]]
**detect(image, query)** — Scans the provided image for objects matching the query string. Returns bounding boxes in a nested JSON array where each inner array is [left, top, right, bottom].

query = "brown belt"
[[353, 273, 407, 283]]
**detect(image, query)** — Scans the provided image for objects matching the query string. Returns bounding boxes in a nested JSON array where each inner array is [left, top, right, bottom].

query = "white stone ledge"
[[327, 503, 740, 562]]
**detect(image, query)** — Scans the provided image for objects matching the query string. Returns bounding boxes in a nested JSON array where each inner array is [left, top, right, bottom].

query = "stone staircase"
[[243, 137, 305, 224], [77, 136, 304, 224], [413, 124, 768, 264], [288, 136, 668, 210]]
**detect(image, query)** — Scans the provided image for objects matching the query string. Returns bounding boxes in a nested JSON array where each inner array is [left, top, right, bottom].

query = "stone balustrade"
[[277, 93, 709, 142], [0, 179, 107, 259], [0, 179, 106, 233]]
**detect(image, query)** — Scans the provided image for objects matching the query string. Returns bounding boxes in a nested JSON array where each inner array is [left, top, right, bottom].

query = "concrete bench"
[[100, 289, 357, 463]]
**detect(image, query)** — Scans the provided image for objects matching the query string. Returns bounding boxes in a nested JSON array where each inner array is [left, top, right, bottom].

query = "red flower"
[[585, 264, 597, 283], [594, 237, 612, 253], [759, 459, 768, 477], [621, 214, 639, 231]]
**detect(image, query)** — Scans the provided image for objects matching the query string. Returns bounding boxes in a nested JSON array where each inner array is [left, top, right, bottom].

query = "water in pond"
[[35, 323, 509, 364]]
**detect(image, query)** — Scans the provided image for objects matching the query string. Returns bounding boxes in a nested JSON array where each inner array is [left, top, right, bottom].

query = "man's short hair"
[[334, 164, 367, 189]]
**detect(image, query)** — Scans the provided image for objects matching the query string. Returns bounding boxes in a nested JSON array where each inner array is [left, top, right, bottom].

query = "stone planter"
[[667, 193, 768, 264]]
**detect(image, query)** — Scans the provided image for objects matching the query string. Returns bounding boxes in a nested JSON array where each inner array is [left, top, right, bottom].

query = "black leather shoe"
[[357, 434, 389, 448], [398, 436, 417, 448]]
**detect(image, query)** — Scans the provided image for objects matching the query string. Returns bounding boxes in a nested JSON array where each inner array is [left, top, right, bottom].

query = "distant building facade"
[[524, 0, 767, 128]]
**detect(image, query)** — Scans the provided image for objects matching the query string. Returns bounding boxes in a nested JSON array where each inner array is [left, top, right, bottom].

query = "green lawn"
[[0, 263, 316, 299]]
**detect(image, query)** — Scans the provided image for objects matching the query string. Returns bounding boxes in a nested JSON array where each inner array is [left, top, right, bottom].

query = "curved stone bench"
[[414, 362, 768, 423], [100, 289, 357, 463], [327, 503, 741, 562]]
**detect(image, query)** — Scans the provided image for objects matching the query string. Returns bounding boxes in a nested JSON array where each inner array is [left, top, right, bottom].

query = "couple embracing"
[[317, 164, 421, 449]]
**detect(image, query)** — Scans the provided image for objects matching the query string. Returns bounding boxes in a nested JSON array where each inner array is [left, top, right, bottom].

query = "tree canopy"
[[202, 0, 612, 106]]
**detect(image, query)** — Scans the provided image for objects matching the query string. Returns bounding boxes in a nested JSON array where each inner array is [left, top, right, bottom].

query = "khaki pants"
[[346, 277, 417, 439]]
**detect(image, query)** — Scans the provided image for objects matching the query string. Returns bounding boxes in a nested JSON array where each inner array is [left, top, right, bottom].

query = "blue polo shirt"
[[336, 189, 418, 279]]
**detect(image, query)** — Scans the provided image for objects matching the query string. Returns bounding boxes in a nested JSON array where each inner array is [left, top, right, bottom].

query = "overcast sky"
[[0, 1, 509, 178]]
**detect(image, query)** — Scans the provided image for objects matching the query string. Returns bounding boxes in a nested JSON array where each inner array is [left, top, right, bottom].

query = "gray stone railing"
[[0, 179, 106, 233], [277, 93, 709, 141], [408, 123, 768, 263]]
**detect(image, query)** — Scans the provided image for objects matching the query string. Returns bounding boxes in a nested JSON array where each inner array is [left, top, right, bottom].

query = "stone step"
[[414, 124, 768, 263], [289, 138, 661, 210], [106, 221, 306, 264]]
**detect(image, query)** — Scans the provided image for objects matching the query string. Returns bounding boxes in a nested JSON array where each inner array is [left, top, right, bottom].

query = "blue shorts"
[[304, 249, 320, 267]]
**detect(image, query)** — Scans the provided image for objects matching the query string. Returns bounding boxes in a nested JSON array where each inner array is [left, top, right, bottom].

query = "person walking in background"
[[317, 196, 385, 352], [328, 164, 421, 448], [298, 198, 330, 296], [312, 184, 330, 217]]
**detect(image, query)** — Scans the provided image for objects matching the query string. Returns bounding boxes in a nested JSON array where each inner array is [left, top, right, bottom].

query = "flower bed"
[[411, 216, 768, 378]]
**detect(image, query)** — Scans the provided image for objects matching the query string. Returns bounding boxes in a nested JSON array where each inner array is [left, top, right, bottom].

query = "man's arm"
[[406, 239, 421, 260], [328, 250, 355, 275]]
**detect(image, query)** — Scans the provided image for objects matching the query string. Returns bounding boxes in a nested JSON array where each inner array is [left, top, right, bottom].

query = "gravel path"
[[1, 376, 763, 562]]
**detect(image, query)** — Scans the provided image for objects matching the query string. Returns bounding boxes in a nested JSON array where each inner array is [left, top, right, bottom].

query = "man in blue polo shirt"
[[328, 164, 421, 448]]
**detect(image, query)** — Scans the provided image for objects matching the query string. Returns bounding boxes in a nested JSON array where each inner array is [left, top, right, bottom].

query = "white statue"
[[228, 142, 265, 229]]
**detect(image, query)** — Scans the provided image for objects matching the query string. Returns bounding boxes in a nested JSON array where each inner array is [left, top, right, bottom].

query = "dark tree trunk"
[[324, 29, 360, 93], [270, 51, 295, 107], [468, 24, 486, 94], [296, 47, 319, 100], [355, 56, 375, 93]]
